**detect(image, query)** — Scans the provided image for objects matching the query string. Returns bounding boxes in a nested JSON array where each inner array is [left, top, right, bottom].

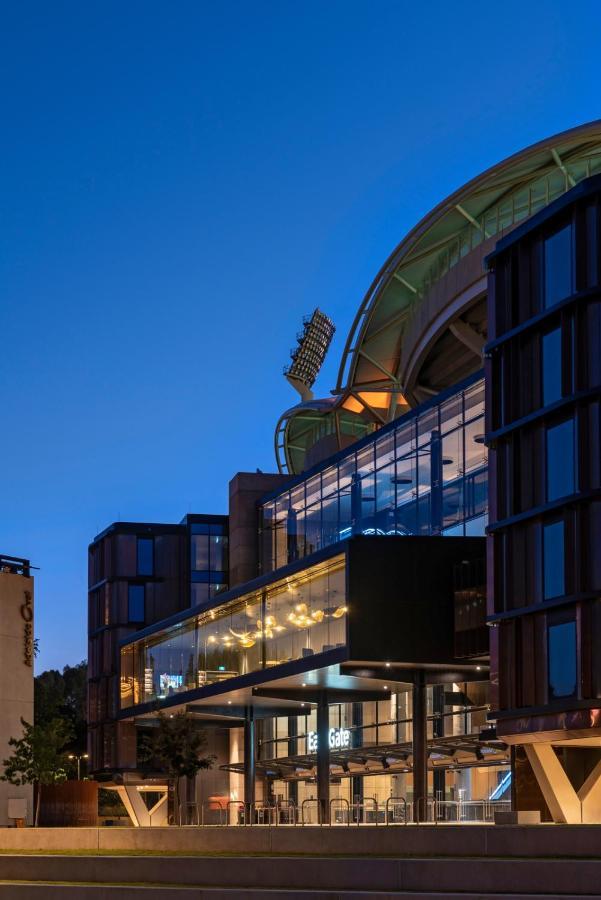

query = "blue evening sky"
[[1, 1, 599, 672]]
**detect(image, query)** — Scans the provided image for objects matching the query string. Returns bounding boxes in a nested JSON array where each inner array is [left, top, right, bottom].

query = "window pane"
[[543, 521, 565, 599], [191, 583, 209, 606], [548, 620, 577, 699], [542, 328, 562, 406], [209, 534, 226, 571], [191, 534, 210, 571], [137, 538, 154, 576], [546, 419, 575, 501], [128, 585, 145, 622], [544, 225, 572, 309]]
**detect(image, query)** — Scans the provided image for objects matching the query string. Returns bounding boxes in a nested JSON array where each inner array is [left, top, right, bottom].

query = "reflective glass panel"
[[548, 620, 577, 699], [546, 419, 575, 501], [128, 584, 145, 623], [543, 520, 565, 599], [137, 538, 154, 576], [542, 327, 562, 406], [544, 225, 572, 309]]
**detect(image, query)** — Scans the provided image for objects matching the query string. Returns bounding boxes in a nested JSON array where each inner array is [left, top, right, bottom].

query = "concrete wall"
[[0, 570, 34, 826], [2, 823, 601, 858], [228, 472, 288, 587]]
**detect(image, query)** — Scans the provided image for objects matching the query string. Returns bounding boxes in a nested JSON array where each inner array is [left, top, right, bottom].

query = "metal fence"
[[178, 797, 511, 826]]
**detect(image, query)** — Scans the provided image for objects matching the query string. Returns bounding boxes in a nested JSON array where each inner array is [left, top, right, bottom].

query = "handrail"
[[329, 797, 350, 826], [385, 796, 407, 825]]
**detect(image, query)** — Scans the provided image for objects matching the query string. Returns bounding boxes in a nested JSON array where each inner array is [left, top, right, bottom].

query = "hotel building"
[[88, 121, 601, 825]]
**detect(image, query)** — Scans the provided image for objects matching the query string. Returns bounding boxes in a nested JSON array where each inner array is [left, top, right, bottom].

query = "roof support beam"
[[392, 272, 418, 294], [455, 203, 491, 238], [448, 320, 485, 358], [357, 349, 399, 383], [551, 148, 576, 188]]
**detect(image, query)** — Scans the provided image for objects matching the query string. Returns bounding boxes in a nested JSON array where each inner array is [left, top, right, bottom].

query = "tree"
[[139, 712, 215, 823], [35, 661, 87, 772], [1, 718, 73, 825]]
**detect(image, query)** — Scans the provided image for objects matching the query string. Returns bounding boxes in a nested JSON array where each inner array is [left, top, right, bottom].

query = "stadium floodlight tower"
[[283, 308, 335, 402]]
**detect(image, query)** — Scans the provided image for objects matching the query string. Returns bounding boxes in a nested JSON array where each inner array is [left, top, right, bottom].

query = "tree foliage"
[[139, 711, 215, 819], [139, 711, 215, 780], [1, 717, 73, 825], [34, 661, 87, 757]]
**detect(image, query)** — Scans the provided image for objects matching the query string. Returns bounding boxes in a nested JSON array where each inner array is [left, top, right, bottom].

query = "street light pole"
[[68, 753, 89, 781]]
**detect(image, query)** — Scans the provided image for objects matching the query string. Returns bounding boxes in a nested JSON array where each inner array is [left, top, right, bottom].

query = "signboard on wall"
[[307, 727, 351, 753]]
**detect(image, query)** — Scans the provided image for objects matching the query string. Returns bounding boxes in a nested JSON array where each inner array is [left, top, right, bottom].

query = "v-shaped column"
[[525, 744, 601, 823]]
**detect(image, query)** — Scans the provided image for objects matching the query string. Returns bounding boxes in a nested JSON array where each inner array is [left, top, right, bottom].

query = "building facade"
[[486, 174, 601, 823], [0, 555, 34, 826], [88, 121, 601, 825]]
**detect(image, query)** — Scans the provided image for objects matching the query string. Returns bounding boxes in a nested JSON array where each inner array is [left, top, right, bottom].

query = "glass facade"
[[261, 376, 486, 573], [120, 554, 346, 709]]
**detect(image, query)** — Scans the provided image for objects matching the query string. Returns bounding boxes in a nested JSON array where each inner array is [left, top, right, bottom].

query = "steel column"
[[316, 693, 330, 823], [412, 673, 428, 823], [244, 707, 255, 820]]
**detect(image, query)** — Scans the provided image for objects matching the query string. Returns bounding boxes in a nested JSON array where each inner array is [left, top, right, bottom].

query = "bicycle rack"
[[227, 799, 246, 825], [276, 799, 297, 825], [329, 797, 350, 825], [179, 801, 199, 826], [354, 796, 379, 826], [301, 798, 320, 825], [385, 796, 407, 825], [201, 800, 225, 826]]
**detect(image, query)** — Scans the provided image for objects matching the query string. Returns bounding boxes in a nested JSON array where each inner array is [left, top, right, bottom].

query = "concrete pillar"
[[244, 708, 255, 820], [412, 673, 428, 822], [316, 693, 330, 823]]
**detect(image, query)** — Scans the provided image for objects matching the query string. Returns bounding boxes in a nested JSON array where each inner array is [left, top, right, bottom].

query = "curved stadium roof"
[[276, 120, 601, 475]]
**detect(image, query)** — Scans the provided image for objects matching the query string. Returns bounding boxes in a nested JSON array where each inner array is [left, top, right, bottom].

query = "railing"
[[0, 554, 31, 577], [169, 796, 512, 827]]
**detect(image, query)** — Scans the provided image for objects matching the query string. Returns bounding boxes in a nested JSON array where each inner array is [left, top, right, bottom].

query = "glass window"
[[546, 419, 575, 501], [128, 584, 145, 623], [191, 583, 209, 606], [543, 520, 565, 599], [137, 538, 154, 576], [210, 534, 226, 571], [191, 534, 210, 571], [544, 224, 572, 309], [548, 619, 577, 699], [542, 327, 562, 406]]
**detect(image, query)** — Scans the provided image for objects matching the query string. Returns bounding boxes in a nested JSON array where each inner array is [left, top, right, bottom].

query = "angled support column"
[[578, 757, 601, 823], [316, 692, 330, 824], [113, 785, 150, 827], [524, 744, 581, 823]]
